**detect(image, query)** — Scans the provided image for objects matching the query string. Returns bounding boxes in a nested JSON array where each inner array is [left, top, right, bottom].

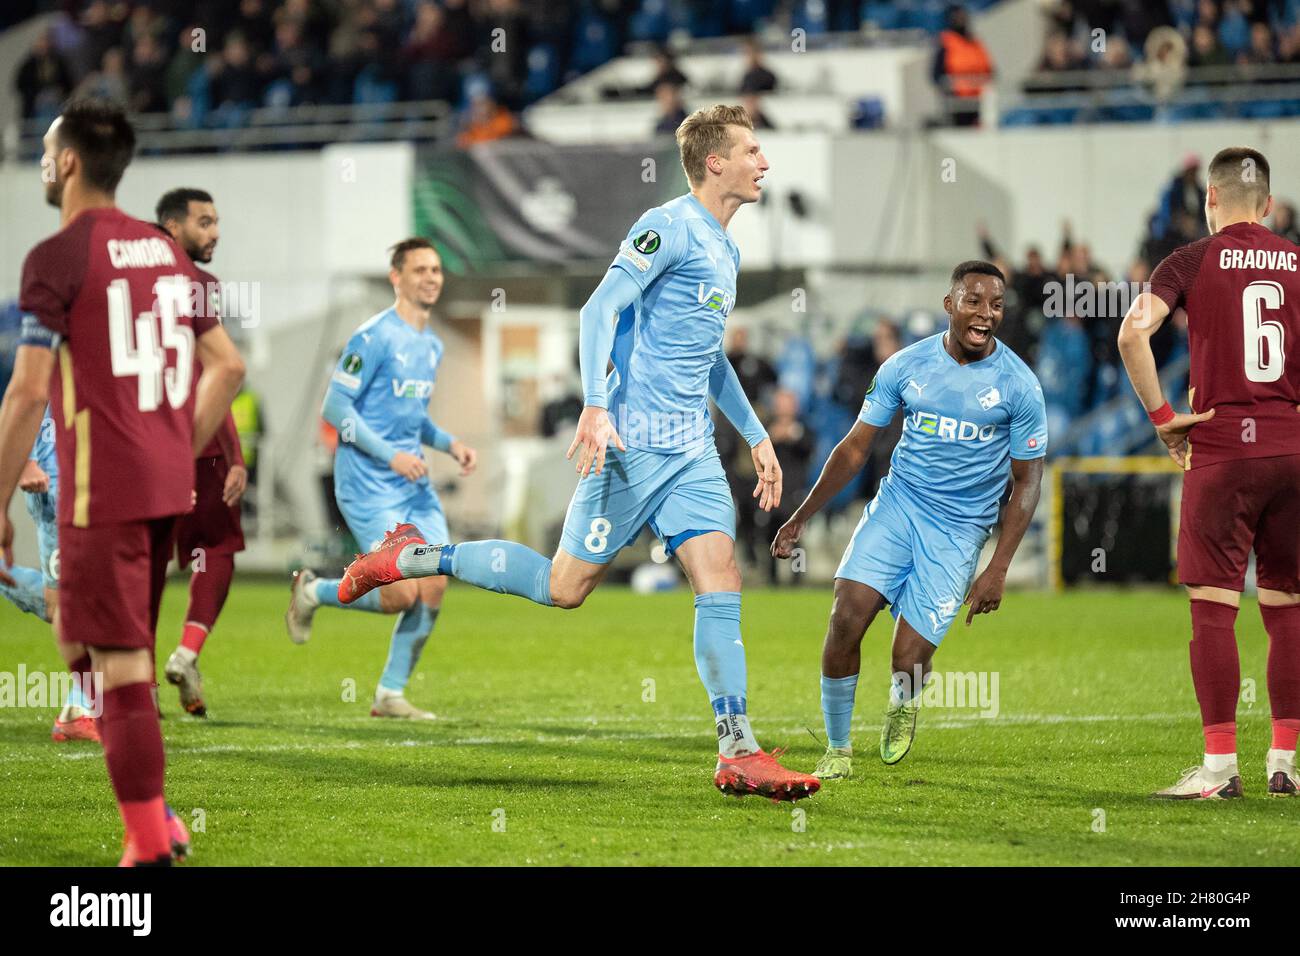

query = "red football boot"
[[165, 804, 191, 861], [118, 804, 189, 865], [714, 747, 821, 802], [51, 715, 100, 743], [338, 523, 426, 604]]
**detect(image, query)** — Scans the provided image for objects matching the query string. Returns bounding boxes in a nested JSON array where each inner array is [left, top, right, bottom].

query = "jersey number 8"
[[585, 517, 612, 554]]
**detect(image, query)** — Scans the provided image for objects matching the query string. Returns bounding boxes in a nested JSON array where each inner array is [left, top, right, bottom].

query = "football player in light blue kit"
[[0, 314, 97, 740], [1, 409, 56, 622], [339, 105, 820, 800], [284, 238, 478, 720], [773, 261, 1047, 779]]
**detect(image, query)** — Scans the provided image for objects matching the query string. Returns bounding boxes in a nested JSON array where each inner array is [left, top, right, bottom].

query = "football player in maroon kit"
[[156, 187, 247, 718], [0, 100, 245, 865], [1119, 146, 1300, 800]]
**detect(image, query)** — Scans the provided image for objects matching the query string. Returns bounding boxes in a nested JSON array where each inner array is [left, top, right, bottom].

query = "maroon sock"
[[1189, 600, 1240, 752], [66, 652, 97, 716], [100, 682, 168, 859], [1263, 604, 1300, 747], [184, 552, 234, 639]]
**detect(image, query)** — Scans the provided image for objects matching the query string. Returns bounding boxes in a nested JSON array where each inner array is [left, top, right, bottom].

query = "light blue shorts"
[[835, 484, 989, 646], [560, 443, 735, 564], [338, 484, 450, 554], [23, 488, 59, 589]]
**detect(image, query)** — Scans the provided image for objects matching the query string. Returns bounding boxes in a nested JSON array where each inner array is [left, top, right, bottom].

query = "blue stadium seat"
[[629, 0, 672, 42], [1099, 103, 1155, 123], [1239, 98, 1288, 119], [791, 0, 829, 36], [1165, 101, 1220, 122], [862, 2, 901, 29], [913, 0, 949, 33], [524, 43, 560, 102], [353, 66, 397, 106], [852, 97, 885, 128], [687, 1, 727, 37], [569, 11, 618, 76]]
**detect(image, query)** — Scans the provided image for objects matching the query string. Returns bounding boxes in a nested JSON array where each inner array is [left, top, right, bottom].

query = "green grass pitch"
[[1, 581, 1294, 866]]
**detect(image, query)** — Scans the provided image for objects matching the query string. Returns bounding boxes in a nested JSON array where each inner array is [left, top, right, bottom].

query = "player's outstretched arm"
[[321, 384, 420, 480], [420, 417, 477, 476], [0, 346, 55, 580], [1118, 291, 1214, 467], [965, 456, 1044, 625], [707, 352, 781, 510], [771, 420, 879, 559], [568, 268, 640, 477], [193, 324, 246, 456]]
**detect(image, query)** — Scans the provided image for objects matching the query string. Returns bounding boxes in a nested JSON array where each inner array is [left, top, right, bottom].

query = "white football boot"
[[1153, 762, 1243, 800], [285, 569, 319, 645], [1267, 749, 1299, 796]]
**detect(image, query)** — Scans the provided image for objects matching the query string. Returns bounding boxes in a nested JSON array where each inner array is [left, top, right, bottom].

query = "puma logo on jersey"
[[392, 379, 434, 399], [696, 284, 735, 314], [908, 380, 927, 396]]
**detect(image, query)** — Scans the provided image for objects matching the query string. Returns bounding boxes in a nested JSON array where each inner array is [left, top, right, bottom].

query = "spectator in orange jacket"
[[933, 4, 994, 126], [455, 90, 518, 147]]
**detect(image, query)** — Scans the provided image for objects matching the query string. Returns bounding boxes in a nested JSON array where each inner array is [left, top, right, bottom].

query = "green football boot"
[[879, 696, 921, 765], [812, 746, 853, 781]]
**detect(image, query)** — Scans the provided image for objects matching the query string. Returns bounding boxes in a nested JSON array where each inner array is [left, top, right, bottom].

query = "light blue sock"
[[821, 673, 859, 750], [65, 677, 89, 713], [314, 577, 383, 612], [695, 592, 760, 755], [378, 604, 437, 692], [414, 541, 553, 606], [693, 591, 748, 704], [0, 565, 46, 619]]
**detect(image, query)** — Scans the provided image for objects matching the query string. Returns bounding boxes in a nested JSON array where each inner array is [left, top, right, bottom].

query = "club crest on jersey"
[[392, 379, 434, 399], [633, 230, 661, 255], [977, 386, 1001, 410], [912, 410, 996, 443], [696, 284, 735, 314]]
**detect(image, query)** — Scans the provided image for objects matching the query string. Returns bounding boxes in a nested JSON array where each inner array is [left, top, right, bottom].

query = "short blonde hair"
[[676, 104, 752, 187]]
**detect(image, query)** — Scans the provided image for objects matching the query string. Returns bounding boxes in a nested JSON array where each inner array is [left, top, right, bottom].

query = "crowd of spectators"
[[15, 0, 586, 141], [980, 156, 1298, 449], [1026, 1, 1300, 106]]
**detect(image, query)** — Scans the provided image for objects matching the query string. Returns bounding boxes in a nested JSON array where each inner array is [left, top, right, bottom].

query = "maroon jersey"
[[1150, 221, 1300, 469], [20, 207, 217, 527], [191, 264, 242, 465]]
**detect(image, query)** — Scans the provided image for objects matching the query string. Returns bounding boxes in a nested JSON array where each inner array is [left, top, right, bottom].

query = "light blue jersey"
[[30, 406, 57, 481], [330, 308, 445, 502], [326, 308, 450, 550], [22, 407, 59, 588], [838, 333, 1047, 644], [606, 193, 740, 453], [859, 332, 1048, 534]]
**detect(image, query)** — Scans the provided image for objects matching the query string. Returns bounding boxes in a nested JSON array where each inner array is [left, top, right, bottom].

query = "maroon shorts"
[[1178, 454, 1300, 592], [60, 516, 177, 650], [175, 455, 245, 567]]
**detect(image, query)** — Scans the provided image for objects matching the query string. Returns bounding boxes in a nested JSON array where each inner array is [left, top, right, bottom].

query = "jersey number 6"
[[1242, 280, 1286, 384]]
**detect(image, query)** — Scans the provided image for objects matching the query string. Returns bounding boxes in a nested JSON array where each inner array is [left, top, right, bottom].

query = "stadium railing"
[[14, 99, 454, 157], [1002, 63, 1300, 125]]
